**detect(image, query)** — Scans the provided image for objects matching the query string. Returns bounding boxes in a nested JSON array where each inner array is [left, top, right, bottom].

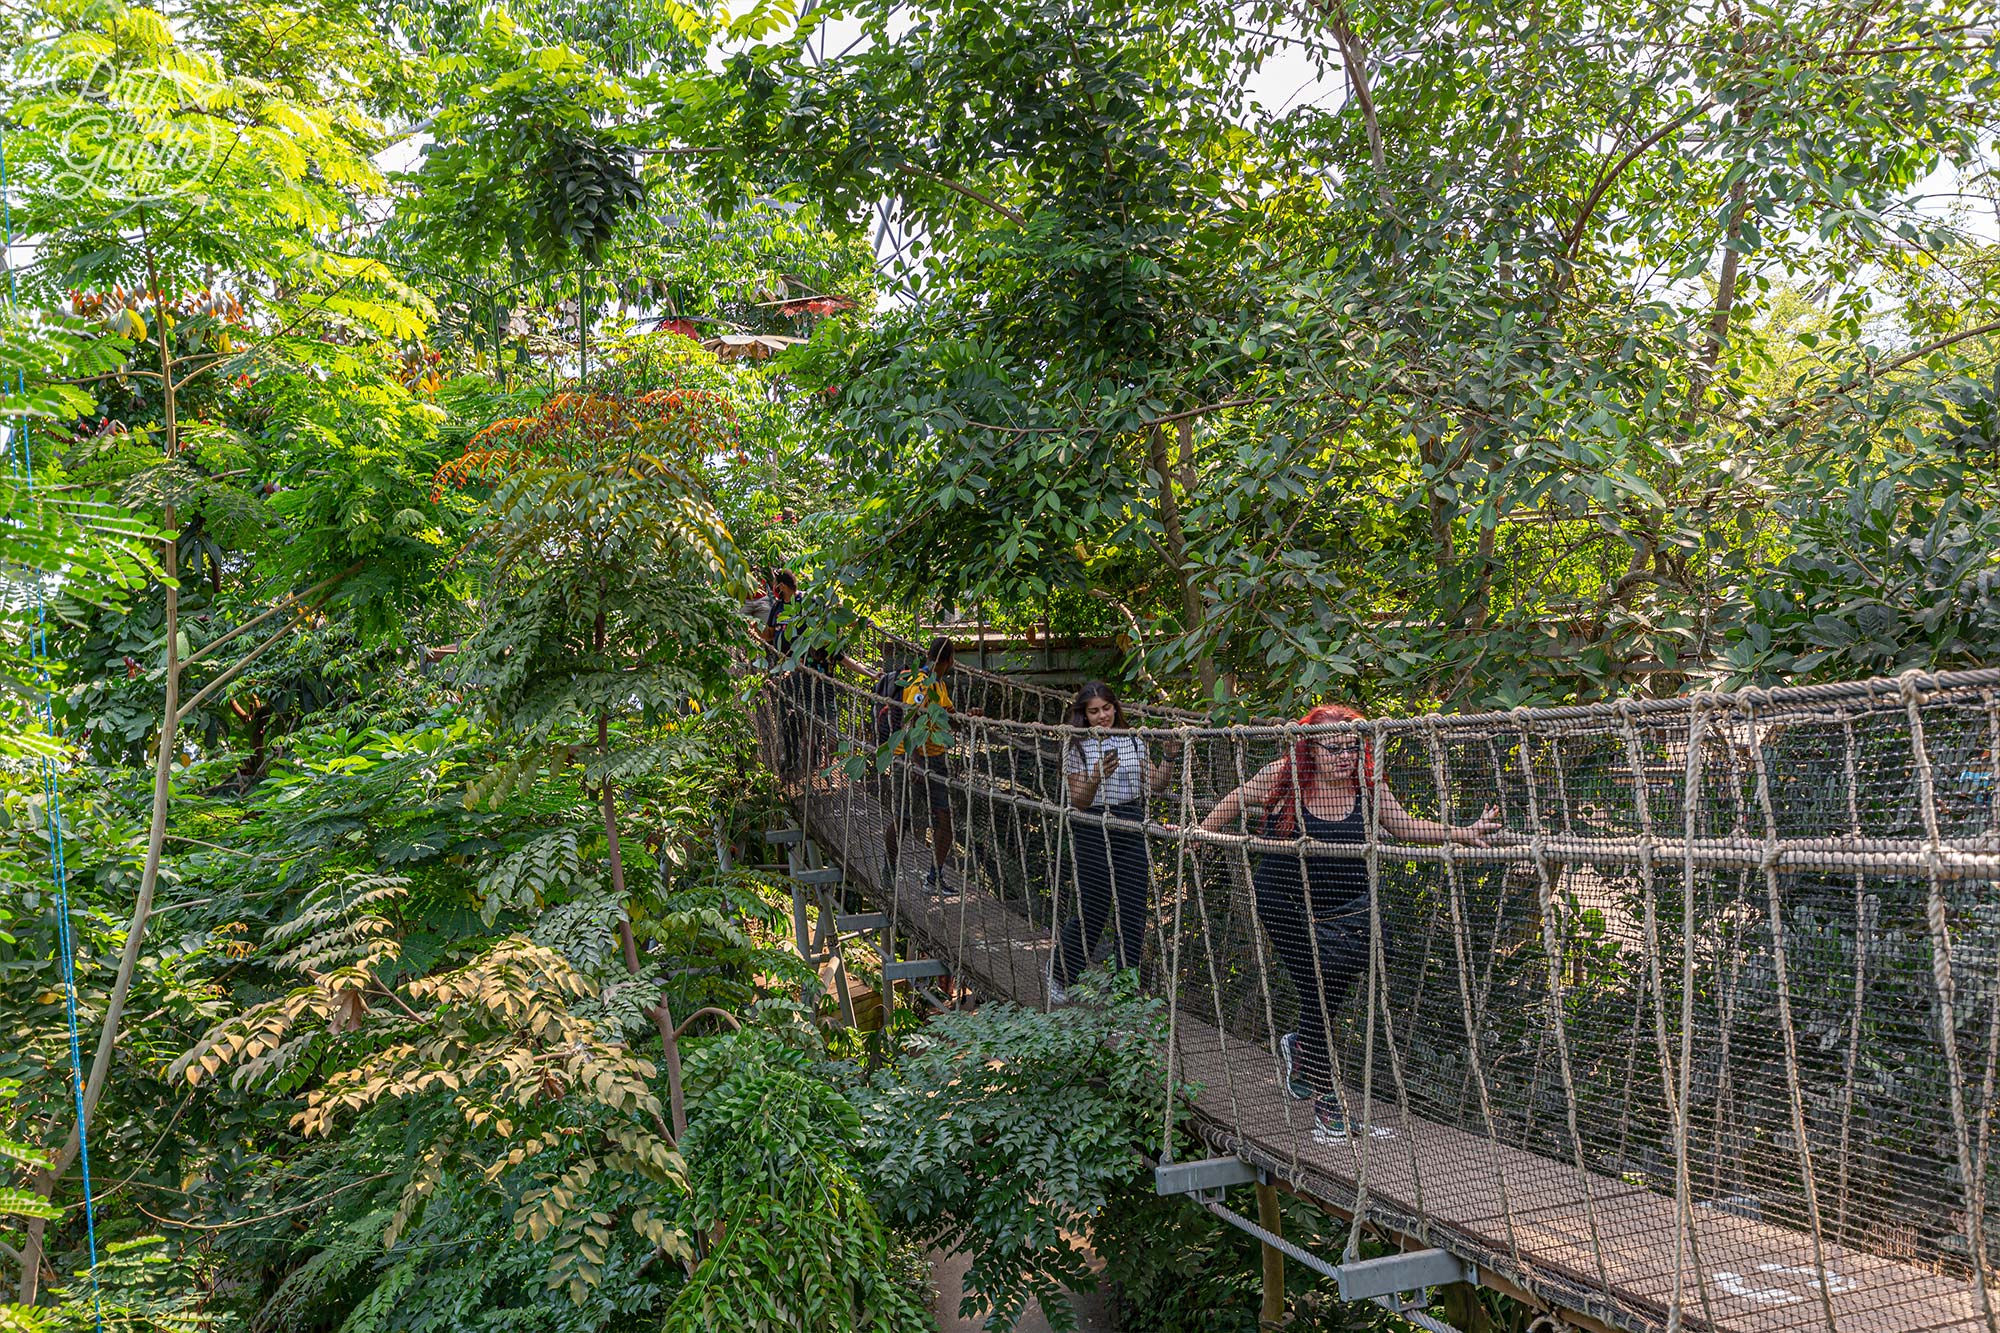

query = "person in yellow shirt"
[[883, 636, 967, 895]]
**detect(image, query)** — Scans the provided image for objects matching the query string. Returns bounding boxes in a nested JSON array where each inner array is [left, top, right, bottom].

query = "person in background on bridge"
[[760, 570, 809, 777], [758, 568, 796, 660], [762, 570, 865, 782], [1199, 704, 1501, 1145], [1048, 682, 1177, 1006], [883, 637, 979, 896]]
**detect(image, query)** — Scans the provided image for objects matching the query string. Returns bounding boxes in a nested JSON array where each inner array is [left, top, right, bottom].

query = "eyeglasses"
[[1314, 738, 1360, 755]]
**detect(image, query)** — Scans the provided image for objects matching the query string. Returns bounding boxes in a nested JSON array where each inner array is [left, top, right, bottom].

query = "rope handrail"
[[758, 647, 2000, 1333], [875, 626, 2000, 732], [781, 659, 2000, 875]]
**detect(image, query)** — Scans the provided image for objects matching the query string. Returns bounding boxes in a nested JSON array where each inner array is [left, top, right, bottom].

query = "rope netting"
[[758, 653, 2000, 1333]]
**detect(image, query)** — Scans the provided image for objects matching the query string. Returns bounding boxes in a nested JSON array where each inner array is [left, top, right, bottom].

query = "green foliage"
[[5, 0, 390, 297], [1724, 447, 2000, 681], [5, 0, 1998, 1324], [669, 1035, 931, 1333], [853, 976, 1167, 1331], [397, 20, 659, 271], [701, 0, 2000, 711], [0, 1082, 60, 1225], [122, 702, 734, 1326]]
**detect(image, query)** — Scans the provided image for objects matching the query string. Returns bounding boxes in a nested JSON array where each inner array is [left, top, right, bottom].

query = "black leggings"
[[1053, 801, 1151, 987], [1254, 866, 1377, 1096]]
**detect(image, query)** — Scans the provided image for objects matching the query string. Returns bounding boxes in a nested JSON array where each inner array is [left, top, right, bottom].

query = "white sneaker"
[[1045, 961, 1069, 1008], [1312, 1096, 1392, 1144]]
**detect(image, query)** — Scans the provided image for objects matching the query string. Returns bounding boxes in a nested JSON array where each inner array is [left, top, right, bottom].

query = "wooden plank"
[[1494, 1200, 1984, 1333]]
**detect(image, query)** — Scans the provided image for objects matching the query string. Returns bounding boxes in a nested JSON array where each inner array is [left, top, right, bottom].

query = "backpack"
[[871, 668, 909, 747]]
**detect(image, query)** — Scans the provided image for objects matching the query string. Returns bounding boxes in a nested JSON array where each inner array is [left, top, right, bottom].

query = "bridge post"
[[1256, 1180, 1285, 1327]]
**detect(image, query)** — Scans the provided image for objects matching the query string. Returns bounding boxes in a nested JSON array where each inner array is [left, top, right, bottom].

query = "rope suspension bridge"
[[755, 647, 2000, 1333]]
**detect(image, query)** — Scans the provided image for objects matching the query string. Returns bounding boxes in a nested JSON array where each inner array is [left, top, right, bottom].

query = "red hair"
[[1262, 704, 1372, 836]]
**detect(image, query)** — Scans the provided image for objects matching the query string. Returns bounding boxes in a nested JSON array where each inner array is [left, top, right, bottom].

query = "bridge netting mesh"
[[756, 653, 2000, 1333]]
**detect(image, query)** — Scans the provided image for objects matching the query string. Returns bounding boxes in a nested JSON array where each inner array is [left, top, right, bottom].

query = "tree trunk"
[[602, 772, 685, 1138], [594, 606, 685, 1139], [1255, 1181, 1285, 1325], [1692, 176, 1750, 403], [1144, 422, 1217, 700], [15, 551, 175, 1301], [1319, 1, 1393, 210]]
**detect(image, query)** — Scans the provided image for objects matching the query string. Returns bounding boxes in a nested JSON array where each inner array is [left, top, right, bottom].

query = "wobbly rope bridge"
[[754, 652, 2000, 1333]]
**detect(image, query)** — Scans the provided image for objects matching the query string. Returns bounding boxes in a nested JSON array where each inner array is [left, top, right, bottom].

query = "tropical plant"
[[853, 976, 1167, 1331], [689, 0, 2000, 712], [668, 1034, 932, 1333]]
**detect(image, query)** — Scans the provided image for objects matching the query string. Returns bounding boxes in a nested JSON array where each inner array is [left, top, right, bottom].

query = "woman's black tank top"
[[1258, 798, 1369, 912]]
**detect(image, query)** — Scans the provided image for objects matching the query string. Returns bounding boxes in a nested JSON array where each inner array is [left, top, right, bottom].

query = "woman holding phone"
[[1048, 682, 1176, 1003]]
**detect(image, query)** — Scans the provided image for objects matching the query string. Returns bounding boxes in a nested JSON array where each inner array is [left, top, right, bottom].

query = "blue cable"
[[2, 120, 107, 1326]]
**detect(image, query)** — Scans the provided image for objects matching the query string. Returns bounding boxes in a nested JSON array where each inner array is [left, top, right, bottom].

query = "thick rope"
[[1833, 711, 1873, 1244], [766, 656, 2000, 1333], [1635, 698, 1705, 1333], [1178, 734, 1246, 1140], [1344, 719, 1387, 1265], [1514, 711, 1612, 1300], [1423, 716, 1523, 1268], [1973, 691, 2000, 1286], [1743, 691, 1842, 1333], [1161, 737, 1190, 1162], [1709, 733, 1755, 1205], [1367, 734, 1429, 1239], [1902, 673, 1998, 1333]]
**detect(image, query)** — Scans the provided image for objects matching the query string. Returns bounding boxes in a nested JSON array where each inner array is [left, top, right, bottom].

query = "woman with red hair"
[[1201, 704, 1500, 1144]]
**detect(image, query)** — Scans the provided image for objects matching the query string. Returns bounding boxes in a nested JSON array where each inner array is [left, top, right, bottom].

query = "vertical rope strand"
[[1834, 711, 1874, 1244], [1160, 739, 1189, 1163], [1902, 674, 1997, 1333], [1974, 691, 2000, 1276], [1515, 712, 1611, 1299], [1344, 719, 1387, 1264], [1424, 717, 1522, 1268], [1744, 690, 1842, 1333]]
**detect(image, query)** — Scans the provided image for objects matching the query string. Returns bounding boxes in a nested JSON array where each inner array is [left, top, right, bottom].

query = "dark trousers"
[[1254, 866, 1376, 1096], [885, 753, 953, 870], [802, 671, 835, 773], [1054, 801, 1151, 987], [776, 672, 808, 777]]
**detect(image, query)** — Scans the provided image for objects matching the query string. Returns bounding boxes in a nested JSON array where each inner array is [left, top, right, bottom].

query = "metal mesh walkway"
[[757, 657, 2000, 1333]]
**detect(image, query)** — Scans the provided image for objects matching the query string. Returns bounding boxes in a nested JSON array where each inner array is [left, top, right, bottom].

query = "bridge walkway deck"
[[783, 767, 1986, 1333]]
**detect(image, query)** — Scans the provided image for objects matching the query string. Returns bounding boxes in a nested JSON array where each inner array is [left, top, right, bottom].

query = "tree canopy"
[[0, 0, 1995, 1324]]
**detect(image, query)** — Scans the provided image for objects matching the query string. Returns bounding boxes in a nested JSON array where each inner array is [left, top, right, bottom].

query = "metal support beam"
[[1155, 1160, 1467, 1333], [783, 840, 813, 970], [1335, 1248, 1473, 1303], [837, 912, 888, 932], [794, 867, 846, 886], [882, 959, 948, 982], [1154, 1156, 1262, 1199], [762, 827, 803, 844], [1197, 1201, 1466, 1333], [789, 883, 811, 958]]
